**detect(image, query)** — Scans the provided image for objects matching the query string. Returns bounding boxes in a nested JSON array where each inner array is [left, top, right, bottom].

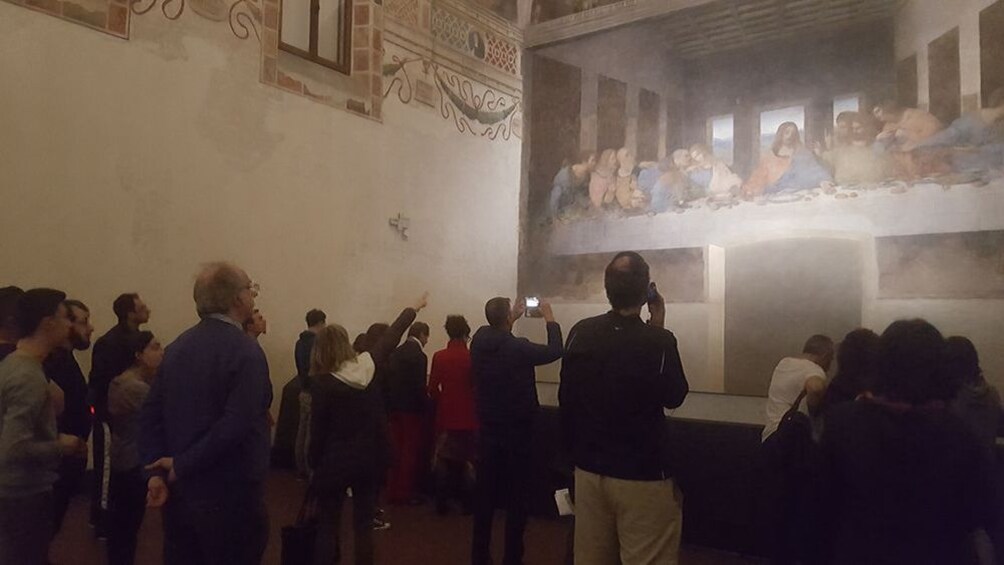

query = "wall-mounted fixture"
[[389, 213, 410, 240]]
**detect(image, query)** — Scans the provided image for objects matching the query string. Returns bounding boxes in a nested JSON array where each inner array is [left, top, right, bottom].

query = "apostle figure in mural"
[[589, 149, 618, 209], [911, 88, 1004, 175], [613, 148, 647, 211], [636, 157, 664, 200], [743, 122, 833, 197], [641, 152, 687, 215], [873, 102, 943, 151], [688, 144, 743, 205], [872, 101, 947, 179], [823, 113, 896, 186], [550, 151, 597, 221], [833, 111, 856, 149]]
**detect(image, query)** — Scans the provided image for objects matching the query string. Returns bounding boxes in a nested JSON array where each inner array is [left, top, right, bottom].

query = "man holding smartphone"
[[469, 296, 563, 565], [559, 251, 689, 565]]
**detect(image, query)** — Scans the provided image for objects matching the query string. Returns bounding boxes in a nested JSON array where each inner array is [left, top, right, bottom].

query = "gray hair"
[[193, 262, 247, 317]]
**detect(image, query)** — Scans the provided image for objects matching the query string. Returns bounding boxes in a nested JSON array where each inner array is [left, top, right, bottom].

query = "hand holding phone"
[[647, 282, 666, 329], [525, 296, 542, 318]]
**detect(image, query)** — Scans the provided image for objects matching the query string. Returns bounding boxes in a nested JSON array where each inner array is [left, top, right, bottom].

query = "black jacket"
[[44, 347, 93, 439], [470, 322, 563, 427], [387, 339, 428, 413], [89, 324, 138, 421], [294, 330, 316, 383], [559, 312, 689, 481], [309, 308, 416, 493], [139, 317, 273, 499], [821, 400, 995, 564]]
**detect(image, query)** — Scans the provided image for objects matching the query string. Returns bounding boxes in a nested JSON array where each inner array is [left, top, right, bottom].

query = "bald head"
[[193, 262, 254, 322], [605, 252, 650, 310]]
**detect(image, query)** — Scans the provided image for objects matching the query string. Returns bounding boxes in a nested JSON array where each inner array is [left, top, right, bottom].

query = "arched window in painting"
[[708, 114, 735, 166]]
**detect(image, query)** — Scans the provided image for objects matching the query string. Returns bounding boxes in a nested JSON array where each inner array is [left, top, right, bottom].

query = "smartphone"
[[525, 296, 542, 318], [647, 282, 658, 303]]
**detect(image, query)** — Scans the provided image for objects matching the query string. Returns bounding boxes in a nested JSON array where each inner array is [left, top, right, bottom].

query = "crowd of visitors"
[[763, 326, 1001, 565], [0, 252, 1000, 565]]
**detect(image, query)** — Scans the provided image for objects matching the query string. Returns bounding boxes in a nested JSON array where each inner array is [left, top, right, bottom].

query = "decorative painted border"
[[4, 0, 131, 38], [385, 0, 521, 79], [131, 0, 261, 40], [11, 0, 520, 132], [383, 49, 522, 140]]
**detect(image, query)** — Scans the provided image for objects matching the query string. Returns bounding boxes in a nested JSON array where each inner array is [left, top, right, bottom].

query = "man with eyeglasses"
[[140, 263, 273, 565]]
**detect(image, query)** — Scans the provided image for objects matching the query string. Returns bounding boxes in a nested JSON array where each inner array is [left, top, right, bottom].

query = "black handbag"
[[772, 389, 817, 473], [281, 487, 319, 565]]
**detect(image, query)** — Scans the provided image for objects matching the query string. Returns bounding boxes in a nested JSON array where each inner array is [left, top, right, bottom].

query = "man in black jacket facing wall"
[[470, 296, 563, 565], [559, 251, 689, 565]]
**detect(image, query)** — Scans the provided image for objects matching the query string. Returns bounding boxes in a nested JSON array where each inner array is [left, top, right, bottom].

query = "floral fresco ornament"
[[131, 0, 261, 40], [383, 55, 522, 141]]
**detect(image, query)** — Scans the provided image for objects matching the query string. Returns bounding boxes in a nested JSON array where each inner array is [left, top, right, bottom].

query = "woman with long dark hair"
[[821, 328, 881, 416]]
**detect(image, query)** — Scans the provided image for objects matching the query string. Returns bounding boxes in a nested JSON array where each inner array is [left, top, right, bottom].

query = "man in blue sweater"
[[469, 296, 563, 565], [140, 262, 273, 565]]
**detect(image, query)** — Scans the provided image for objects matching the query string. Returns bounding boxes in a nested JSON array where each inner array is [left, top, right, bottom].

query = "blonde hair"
[[310, 324, 358, 375]]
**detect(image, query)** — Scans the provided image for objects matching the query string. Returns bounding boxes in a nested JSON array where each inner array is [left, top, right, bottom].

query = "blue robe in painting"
[[765, 148, 833, 194], [914, 113, 1004, 172]]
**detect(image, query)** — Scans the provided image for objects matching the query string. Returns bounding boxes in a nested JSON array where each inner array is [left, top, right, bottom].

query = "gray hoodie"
[[0, 354, 62, 497]]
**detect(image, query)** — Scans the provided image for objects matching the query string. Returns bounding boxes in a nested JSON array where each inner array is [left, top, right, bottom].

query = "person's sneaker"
[[372, 517, 391, 531]]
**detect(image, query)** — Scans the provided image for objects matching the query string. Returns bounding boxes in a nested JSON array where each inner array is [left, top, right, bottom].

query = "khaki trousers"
[[573, 468, 683, 565]]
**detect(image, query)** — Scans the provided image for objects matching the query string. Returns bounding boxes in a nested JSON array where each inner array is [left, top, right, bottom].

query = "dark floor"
[[50, 470, 764, 565]]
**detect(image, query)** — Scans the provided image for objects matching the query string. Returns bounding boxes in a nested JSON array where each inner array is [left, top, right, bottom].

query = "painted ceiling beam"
[[524, 0, 720, 48]]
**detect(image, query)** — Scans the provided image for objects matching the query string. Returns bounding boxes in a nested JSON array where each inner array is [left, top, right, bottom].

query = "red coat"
[[428, 340, 478, 432]]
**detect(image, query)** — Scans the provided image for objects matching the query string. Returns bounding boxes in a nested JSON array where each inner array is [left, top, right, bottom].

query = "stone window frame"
[[261, 0, 385, 120], [278, 0, 354, 75], [4, 0, 130, 38]]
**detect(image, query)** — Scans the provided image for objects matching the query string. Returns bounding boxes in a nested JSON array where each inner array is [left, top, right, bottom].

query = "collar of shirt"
[[606, 310, 645, 327], [408, 336, 424, 351], [207, 313, 242, 330]]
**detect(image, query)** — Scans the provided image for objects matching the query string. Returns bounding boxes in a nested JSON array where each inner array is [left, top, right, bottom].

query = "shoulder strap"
[[785, 389, 809, 419]]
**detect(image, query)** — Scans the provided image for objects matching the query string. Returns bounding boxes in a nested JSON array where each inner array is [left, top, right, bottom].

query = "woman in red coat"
[[427, 315, 479, 514]]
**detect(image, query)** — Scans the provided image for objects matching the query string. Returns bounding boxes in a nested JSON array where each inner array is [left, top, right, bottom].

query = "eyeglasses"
[[246, 282, 260, 297]]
